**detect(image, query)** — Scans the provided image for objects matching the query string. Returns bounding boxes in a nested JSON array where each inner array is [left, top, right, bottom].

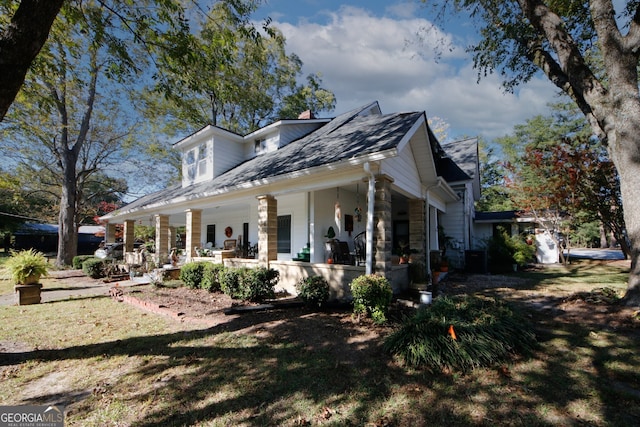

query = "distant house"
[[101, 102, 481, 298], [13, 223, 104, 255]]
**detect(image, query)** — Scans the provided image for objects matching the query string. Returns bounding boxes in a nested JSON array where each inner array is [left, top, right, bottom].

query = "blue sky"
[[254, 0, 560, 142]]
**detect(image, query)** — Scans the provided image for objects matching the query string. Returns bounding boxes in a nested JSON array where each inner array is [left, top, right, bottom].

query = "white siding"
[[213, 136, 244, 177], [277, 193, 308, 261], [380, 145, 423, 198]]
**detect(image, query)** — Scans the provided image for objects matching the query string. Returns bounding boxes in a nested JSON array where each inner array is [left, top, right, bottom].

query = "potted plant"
[[5, 249, 49, 305]]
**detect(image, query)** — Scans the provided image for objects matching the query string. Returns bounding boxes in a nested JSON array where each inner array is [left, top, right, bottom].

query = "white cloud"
[[272, 6, 558, 142]]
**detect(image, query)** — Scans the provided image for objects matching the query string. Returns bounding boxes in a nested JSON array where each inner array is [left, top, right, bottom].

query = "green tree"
[[142, 20, 335, 137], [476, 144, 514, 212], [0, 0, 65, 120], [421, 1, 640, 303], [0, 0, 267, 123], [1, 4, 140, 266]]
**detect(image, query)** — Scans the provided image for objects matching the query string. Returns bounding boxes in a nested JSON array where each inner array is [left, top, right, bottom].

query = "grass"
[[0, 260, 639, 425]]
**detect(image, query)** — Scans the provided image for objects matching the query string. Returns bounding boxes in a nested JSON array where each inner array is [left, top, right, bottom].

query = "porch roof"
[[103, 105, 426, 221]]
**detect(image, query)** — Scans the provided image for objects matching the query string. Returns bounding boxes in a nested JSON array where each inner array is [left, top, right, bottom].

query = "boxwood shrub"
[[220, 266, 279, 302], [73, 255, 94, 270], [296, 276, 330, 307], [82, 258, 105, 279], [179, 262, 206, 289], [350, 274, 393, 324], [201, 263, 225, 292]]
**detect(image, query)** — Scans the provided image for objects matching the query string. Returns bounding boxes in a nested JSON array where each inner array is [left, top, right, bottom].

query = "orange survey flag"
[[448, 324, 457, 340]]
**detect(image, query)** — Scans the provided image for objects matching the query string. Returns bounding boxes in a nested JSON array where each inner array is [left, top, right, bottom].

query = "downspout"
[[364, 162, 376, 275]]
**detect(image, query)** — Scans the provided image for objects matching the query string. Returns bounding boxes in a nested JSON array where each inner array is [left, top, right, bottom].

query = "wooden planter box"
[[15, 283, 42, 305]]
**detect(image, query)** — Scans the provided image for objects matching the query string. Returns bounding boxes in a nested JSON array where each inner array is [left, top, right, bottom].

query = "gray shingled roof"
[[441, 138, 478, 181], [114, 104, 425, 214]]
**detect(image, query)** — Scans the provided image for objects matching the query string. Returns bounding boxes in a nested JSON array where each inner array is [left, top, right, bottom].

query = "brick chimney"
[[297, 110, 315, 119]]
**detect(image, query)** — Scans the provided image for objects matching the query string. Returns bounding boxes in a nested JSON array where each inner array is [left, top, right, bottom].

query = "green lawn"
[[1, 260, 638, 426]]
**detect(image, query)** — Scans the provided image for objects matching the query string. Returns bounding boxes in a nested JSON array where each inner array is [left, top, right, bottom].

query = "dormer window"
[[185, 143, 209, 180], [186, 149, 196, 180], [198, 143, 208, 175], [254, 138, 266, 155]]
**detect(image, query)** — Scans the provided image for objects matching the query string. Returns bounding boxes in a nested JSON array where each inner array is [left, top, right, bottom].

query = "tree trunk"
[[56, 151, 78, 267], [607, 117, 640, 306], [0, 0, 64, 121]]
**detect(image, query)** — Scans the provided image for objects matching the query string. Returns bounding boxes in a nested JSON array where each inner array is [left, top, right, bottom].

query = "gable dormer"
[[173, 114, 331, 188], [245, 115, 330, 159], [174, 125, 244, 188]]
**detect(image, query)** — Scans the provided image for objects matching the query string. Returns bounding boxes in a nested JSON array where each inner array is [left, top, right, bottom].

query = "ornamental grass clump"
[[350, 274, 393, 324], [296, 276, 330, 307], [384, 295, 538, 372]]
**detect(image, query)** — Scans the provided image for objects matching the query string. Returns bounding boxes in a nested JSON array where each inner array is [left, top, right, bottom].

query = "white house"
[[101, 102, 479, 298]]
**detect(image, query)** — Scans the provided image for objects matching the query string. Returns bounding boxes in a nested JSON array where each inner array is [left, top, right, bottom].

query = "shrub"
[[487, 226, 535, 272], [242, 267, 278, 302], [296, 276, 330, 307], [350, 274, 393, 324], [201, 263, 225, 292], [220, 267, 279, 302], [384, 295, 538, 372], [82, 258, 106, 279], [179, 262, 206, 289], [220, 267, 245, 299], [72, 255, 94, 270]]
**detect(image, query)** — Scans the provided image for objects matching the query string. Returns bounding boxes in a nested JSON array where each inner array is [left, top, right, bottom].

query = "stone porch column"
[[105, 222, 117, 243], [155, 214, 170, 265], [169, 226, 177, 250], [185, 209, 202, 260], [374, 175, 393, 279], [123, 220, 135, 253], [257, 195, 277, 267], [409, 199, 427, 282]]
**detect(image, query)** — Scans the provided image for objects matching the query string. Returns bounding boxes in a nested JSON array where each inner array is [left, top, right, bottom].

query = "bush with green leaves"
[[179, 262, 206, 289], [220, 266, 279, 302], [201, 263, 225, 292], [296, 276, 330, 307], [487, 226, 536, 272], [384, 295, 538, 372], [242, 267, 278, 302], [82, 258, 105, 279], [220, 267, 244, 299], [72, 255, 94, 270], [350, 274, 393, 324]]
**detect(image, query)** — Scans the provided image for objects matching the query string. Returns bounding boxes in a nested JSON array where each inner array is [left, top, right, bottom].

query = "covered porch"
[[103, 168, 457, 300]]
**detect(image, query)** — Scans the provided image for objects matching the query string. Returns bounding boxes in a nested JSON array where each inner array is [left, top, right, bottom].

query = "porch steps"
[[292, 244, 310, 262]]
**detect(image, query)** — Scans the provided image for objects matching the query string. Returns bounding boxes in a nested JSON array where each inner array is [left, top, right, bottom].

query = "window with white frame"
[[254, 138, 266, 155], [198, 143, 208, 176]]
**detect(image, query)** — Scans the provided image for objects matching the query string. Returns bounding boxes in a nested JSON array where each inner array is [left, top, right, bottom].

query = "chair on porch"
[[353, 231, 366, 266], [327, 239, 354, 265], [224, 239, 237, 250]]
